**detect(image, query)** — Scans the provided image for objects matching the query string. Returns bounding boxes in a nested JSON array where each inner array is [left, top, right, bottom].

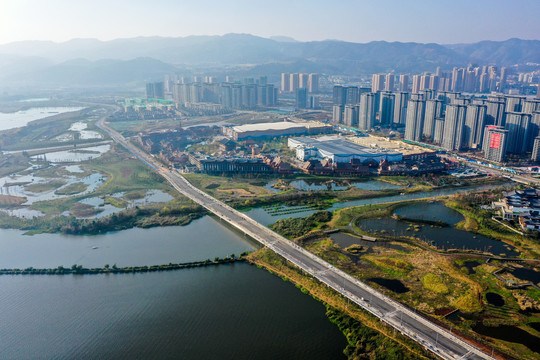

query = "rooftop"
[[347, 135, 435, 156], [231, 121, 329, 133], [291, 136, 401, 156]]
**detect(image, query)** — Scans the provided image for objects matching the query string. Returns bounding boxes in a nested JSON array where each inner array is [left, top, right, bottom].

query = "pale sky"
[[1, 0, 539, 45]]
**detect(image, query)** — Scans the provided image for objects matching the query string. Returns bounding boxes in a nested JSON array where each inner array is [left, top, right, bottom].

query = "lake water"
[[394, 202, 464, 225], [31, 144, 110, 163], [473, 324, 540, 355], [367, 277, 410, 294], [0, 170, 106, 205], [508, 266, 540, 284], [0, 107, 85, 131], [0, 216, 257, 269], [0, 264, 346, 360], [78, 189, 174, 219], [357, 218, 519, 256]]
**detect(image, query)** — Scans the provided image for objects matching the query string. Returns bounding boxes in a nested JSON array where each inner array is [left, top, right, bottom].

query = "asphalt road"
[[97, 117, 495, 360]]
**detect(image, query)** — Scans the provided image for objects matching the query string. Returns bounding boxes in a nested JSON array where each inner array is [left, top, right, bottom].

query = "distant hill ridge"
[[1, 34, 539, 86]]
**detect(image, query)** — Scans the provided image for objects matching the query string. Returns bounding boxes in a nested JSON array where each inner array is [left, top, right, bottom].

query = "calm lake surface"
[[0, 107, 84, 131], [358, 218, 519, 256], [0, 215, 347, 359], [394, 202, 464, 225], [0, 264, 346, 360], [0, 216, 256, 269], [357, 201, 520, 256]]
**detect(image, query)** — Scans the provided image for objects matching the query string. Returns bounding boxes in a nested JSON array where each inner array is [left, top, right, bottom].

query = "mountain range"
[[1, 34, 539, 87]]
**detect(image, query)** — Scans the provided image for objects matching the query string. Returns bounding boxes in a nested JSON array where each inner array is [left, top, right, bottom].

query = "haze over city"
[[2, 0, 540, 44], [0, 1, 540, 360]]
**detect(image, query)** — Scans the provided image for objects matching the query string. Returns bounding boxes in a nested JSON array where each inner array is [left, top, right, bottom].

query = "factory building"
[[222, 121, 332, 140], [288, 136, 402, 164]]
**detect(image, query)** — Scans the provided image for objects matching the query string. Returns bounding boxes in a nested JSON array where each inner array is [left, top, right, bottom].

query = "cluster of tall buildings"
[[280, 73, 319, 93], [403, 92, 540, 163], [371, 66, 508, 94], [331, 86, 410, 131], [145, 82, 165, 99], [149, 76, 277, 110]]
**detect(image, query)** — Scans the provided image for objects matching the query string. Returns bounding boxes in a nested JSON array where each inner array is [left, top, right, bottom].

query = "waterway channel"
[[247, 183, 512, 226]]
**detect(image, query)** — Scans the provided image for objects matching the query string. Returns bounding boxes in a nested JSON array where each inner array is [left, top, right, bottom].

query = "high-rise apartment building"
[[420, 74, 430, 91], [290, 73, 300, 93], [441, 104, 467, 151], [399, 75, 409, 92], [433, 118, 445, 144], [371, 74, 385, 93], [486, 99, 506, 126], [333, 86, 346, 106], [393, 92, 409, 125], [295, 88, 307, 109], [429, 75, 440, 91], [411, 75, 422, 94], [345, 86, 360, 105], [419, 89, 436, 100], [358, 93, 376, 130], [452, 97, 471, 106], [524, 99, 540, 114], [308, 73, 319, 93], [332, 105, 344, 124], [464, 104, 487, 149], [280, 73, 290, 92], [298, 73, 309, 89], [379, 92, 395, 126], [499, 67, 508, 92], [532, 137, 540, 162], [423, 99, 443, 141], [505, 95, 524, 113], [483, 126, 508, 163], [384, 74, 394, 91], [343, 105, 359, 127], [505, 112, 532, 154], [256, 85, 276, 106], [404, 98, 426, 141], [146, 82, 165, 99], [242, 84, 257, 108]]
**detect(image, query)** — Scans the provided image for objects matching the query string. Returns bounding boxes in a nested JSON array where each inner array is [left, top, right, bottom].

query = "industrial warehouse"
[[222, 121, 332, 140], [288, 135, 403, 164]]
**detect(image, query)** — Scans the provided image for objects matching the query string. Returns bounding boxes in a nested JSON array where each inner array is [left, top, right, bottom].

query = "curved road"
[[97, 116, 495, 360]]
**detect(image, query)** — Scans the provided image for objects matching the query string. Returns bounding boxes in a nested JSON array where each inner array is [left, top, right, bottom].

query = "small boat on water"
[[92, 246, 98, 250]]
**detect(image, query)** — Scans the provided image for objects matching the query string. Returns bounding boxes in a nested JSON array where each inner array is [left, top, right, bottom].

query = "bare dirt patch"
[[0, 194, 26, 207]]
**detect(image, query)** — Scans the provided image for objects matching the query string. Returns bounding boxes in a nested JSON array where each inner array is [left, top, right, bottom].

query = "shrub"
[[421, 273, 449, 294]]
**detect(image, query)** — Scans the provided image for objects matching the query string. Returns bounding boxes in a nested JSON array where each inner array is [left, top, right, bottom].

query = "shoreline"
[[0, 255, 248, 275]]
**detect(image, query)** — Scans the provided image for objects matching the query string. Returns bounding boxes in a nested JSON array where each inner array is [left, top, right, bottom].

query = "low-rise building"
[[497, 189, 540, 220], [189, 155, 274, 174], [288, 135, 402, 164], [222, 121, 332, 140]]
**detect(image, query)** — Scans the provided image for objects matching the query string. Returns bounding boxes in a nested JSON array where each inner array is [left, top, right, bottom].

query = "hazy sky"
[[1, 0, 539, 45]]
